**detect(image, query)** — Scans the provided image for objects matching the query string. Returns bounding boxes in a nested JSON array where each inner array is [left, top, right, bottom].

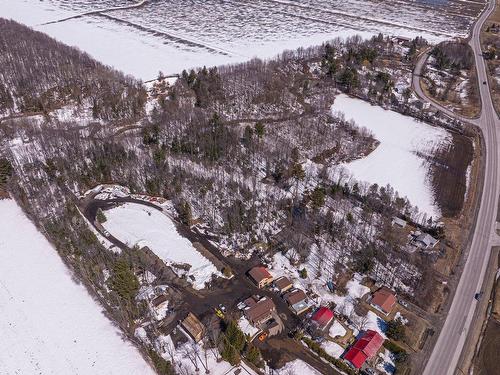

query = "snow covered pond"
[[101, 202, 221, 289], [0, 199, 154, 375], [332, 94, 451, 218]]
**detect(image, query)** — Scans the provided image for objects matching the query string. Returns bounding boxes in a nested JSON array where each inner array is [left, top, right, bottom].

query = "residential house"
[[413, 232, 438, 249], [391, 217, 407, 228], [181, 312, 205, 342], [370, 287, 396, 315], [244, 296, 276, 326], [274, 276, 293, 294], [344, 330, 384, 369], [248, 266, 274, 288], [283, 289, 309, 315], [311, 306, 334, 331]]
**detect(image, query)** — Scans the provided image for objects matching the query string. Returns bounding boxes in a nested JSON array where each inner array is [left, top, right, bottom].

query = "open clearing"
[[0, 199, 154, 375], [332, 94, 452, 219], [101, 202, 221, 289]]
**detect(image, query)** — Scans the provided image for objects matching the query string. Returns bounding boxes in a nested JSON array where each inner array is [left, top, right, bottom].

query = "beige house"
[[248, 266, 274, 288]]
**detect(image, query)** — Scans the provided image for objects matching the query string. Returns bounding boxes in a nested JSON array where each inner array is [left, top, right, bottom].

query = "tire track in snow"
[[224, 0, 370, 34], [97, 13, 242, 57], [253, 0, 459, 39], [39, 0, 150, 26]]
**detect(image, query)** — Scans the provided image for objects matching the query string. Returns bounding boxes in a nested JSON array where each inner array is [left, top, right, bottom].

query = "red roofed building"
[[370, 287, 396, 315], [311, 306, 334, 330], [343, 347, 368, 369], [344, 330, 384, 369]]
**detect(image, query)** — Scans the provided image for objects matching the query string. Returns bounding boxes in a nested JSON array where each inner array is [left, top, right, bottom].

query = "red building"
[[344, 330, 384, 369], [311, 306, 334, 330]]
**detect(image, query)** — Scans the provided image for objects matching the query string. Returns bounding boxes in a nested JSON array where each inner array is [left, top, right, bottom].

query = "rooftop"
[[248, 266, 272, 283], [284, 289, 307, 305], [274, 276, 293, 290], [244, 297, 276, 323], [371, 287, 396, 314], [181, 312, 205, 342], [311, 306, 334, 328]]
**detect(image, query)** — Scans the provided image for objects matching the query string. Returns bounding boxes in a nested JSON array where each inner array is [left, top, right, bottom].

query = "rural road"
[[415, 0, 500, 374]]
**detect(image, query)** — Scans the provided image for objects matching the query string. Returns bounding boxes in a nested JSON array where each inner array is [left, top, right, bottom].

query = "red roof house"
[[343, 347, 368, 369], [370, 287, 396, 315], [311, 307, 334, 330], [344, 330, 384, 369]]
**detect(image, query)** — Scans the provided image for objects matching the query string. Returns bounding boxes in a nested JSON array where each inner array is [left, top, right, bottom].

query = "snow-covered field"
[[332, 94, 451, 218], [321, 341, 345, 358], [0, 0, 483, 79], [273, 359, 322, 375], [0, 199, 154, 375], [101, 202, 221, 289]]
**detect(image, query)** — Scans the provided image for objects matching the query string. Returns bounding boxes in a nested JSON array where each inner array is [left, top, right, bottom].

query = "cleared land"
[[0, 199, 154, 375]]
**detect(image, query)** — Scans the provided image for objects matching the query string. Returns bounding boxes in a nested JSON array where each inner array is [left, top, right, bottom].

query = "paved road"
[[416, 1, 500, 374]]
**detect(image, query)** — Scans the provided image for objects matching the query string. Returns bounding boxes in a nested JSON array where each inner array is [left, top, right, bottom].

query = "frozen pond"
[[332, 94, 451, 218], [0, 199, 155, 375]]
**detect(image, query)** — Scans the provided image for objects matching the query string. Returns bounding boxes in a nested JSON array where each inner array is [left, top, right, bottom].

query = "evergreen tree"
[[96, 208, 107, 224], [109, 258, 139, 301], [254, 121, 265, 139]]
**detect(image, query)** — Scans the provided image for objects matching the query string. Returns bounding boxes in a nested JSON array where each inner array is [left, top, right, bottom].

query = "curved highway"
[[418, 1, 500, 374]]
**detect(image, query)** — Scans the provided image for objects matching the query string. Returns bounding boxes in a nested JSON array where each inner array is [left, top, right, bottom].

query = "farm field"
[[0, 0, 486, 79], [0, 199, 155, 375]]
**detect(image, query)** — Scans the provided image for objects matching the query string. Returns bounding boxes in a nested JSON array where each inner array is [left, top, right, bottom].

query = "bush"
[[299, 268, 308, 279], [96, 208, 107, 224], [302, 337, 356, 375], [0, 158, 12, 187], [222, 267, 233, 277], [386, 318, 406, 342], [244, 343, 263, 368], [148, 348, 174, 375], [383, 340, 408, 364]]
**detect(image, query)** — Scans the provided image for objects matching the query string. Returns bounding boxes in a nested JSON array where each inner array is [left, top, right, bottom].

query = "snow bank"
[[321, 341, 345, 359], [274, 359, 322, 375], [0, 199, 154, 375], [101, 202, 221, 289], [332, 94, 451, 218], [329, 320, 347, 338]]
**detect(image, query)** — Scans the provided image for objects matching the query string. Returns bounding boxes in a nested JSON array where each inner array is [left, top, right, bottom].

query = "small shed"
[[181, 312, 205, 342]]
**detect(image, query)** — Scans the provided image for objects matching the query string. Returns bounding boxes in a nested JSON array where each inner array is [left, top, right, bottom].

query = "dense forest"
[[0, 19, 472, 374], [0, 18, 146, 120]]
